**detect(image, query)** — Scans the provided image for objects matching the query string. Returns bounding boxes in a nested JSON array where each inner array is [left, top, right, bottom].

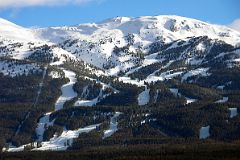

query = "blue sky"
[[0, 0, 239, 27]]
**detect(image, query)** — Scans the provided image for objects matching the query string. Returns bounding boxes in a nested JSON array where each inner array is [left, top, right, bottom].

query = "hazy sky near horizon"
[[0, 0, 239, 28]]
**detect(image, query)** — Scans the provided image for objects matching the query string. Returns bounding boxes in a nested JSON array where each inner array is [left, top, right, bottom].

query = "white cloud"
[[228, 19, 240, 32], [0, 0, 99, 8]]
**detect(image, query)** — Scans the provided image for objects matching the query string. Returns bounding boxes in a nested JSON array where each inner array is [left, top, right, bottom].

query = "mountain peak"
[[100, 16, 132, 24], [0, 18, 19, 26], [0, 17, 41, 42]]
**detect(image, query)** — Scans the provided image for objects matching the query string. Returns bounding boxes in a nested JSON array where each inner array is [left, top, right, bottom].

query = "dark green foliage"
[[0, 74, 41, 103], [0, 104, 32, 146], [2, 143, 240, 160], [177, 83, 221, 101], [128, 62, 164, 80], [1, 35, 240, 155], [50, 107, 114, 131], [0, 66, 67, 147], [28, 45, 53, 63], [43, 125, 63, 141], [99, 81, 142, 106]]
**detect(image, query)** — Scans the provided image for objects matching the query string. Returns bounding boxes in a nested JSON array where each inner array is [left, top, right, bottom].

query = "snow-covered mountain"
[[1, 15, 240, 105], [33, 15, 240, 68], [1, 15, 240, 68], [1, 15, 240, 152], [0, 16, 240, 107], [37, 15, 240, 44], [0, 18, 41, 42]]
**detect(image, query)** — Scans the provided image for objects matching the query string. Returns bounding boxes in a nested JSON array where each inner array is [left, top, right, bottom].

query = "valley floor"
[[1, 143, 240, 160]]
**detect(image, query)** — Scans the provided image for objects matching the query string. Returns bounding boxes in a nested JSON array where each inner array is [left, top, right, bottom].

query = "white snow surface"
[[170, 88, 180, 97], [186, 97, 197, 104], [74, 76, 119, 107], [0, 18, 42, 42], [217, 85, 225, 90], [55, 69, 77, 111], [35, 69, 78, 141], [0, 61, 41, 77], [35, 112, 54, 142], [145, 70, 183, 83], [74, 99, 99, 107], [229, 108, 238, 118], [11, 15, 238, 69], [169, 88, 197, 104], [181, 68, 210, 82], [215, 97, 229, 103], [103, 112, 121, 139], [118, 76, 145, 87], [49, 71, 61, 79], [1, 15, 240, 74], [199, 126, 210, 139], [8, 124, 100, 152], [34, 124, 100, 151], [119, 61, 182, 86], [6, 66, 110, 152], [138, 87, 150, 106]]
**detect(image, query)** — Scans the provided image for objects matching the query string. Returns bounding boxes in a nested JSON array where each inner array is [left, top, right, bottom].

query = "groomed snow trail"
[[34, 124, 100, 151], [103, 112, 121, 139], [138, 87, 150, 106], [55, 69, 78, 111], [8, 68, 82, 151], [7, 124, 100, 152], [35, 69, 78, 141], [35, 112, 54, 142], [74, 76, 119, 107]]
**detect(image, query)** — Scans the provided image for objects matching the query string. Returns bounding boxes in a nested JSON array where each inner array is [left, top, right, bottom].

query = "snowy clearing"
[[229, 108, 238, 118], [199, 126, 210, 139], [170, 88, 180, 97], [138, 87, 150, 106], [186, 97, 197, 104]]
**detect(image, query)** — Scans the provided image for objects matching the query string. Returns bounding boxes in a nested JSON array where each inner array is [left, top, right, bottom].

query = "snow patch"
[[196, 43, 206, 52], [215, 97, 228, 103], [49, 71, 61, 79], [199, 126, 210, 139], [138, 87, 150, 106], [186, 97, 197, 104], [229, 108, 238, 118], [74, 97, 99, 107]]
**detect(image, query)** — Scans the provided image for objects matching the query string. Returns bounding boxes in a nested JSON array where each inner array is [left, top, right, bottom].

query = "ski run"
[[7, 67, 121, 152]]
